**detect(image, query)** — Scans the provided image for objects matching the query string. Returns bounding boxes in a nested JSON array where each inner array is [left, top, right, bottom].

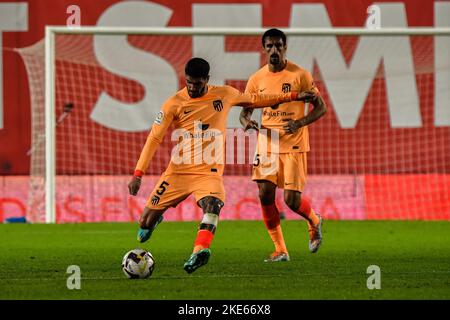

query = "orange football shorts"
[[145, 173, 225, 210], [252, 152, 307, 192]]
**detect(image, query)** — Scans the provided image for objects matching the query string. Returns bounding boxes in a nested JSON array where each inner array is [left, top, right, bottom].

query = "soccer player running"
[[128, 57, 312, 274], [240, 29, 327, 262]]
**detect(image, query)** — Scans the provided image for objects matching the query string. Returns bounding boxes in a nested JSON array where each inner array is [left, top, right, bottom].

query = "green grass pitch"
[[0, 220, 449, 300]]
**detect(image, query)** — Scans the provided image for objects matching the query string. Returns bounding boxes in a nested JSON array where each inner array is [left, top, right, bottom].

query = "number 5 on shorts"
[[151, 181, 169, 205], [253, 154, 260, 167], [156, 181, 169, 196]]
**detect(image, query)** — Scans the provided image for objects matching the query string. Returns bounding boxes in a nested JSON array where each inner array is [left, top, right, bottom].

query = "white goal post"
[[42, 26, 450, 223]]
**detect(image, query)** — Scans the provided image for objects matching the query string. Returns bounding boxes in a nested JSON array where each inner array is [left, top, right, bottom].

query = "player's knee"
[[198, 196, 224, 215], [284, 192, 300, 212], [258, 184, 276, 205]]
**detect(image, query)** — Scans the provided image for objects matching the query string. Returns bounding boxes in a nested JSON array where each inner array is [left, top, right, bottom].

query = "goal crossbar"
[[46, 26, 450, 36]]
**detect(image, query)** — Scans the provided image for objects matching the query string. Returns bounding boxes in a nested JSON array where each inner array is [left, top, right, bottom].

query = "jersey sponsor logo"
[[259, 88, 266, 92], [282, 83, 291, 93], [263, 110, 295, 117], [213, 100, 223, 112], [183, 109, 192, 115], [154, 111, 164, 125]]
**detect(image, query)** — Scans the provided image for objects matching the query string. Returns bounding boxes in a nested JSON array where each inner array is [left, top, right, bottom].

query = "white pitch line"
[[0, 270, 449, 282], [20, 231, 132, 234]]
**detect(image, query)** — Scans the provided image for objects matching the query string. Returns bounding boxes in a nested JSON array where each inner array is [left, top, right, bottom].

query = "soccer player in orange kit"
[[240, 29, 327, 262], [128, 57, 314, 273]]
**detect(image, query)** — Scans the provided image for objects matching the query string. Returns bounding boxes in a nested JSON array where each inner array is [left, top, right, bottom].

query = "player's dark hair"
[[185, 57, 210, 78], [262, 28, 287, 47]]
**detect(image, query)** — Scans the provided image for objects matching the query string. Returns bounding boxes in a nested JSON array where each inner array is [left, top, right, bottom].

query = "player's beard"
[[188, 86, 207, 98], [188, 90, 200, 98], [270, 54, 280, 65]]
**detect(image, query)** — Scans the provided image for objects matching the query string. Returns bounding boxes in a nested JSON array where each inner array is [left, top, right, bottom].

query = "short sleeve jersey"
[[136, 85, 293, 175], [245, 60, 319, 153]]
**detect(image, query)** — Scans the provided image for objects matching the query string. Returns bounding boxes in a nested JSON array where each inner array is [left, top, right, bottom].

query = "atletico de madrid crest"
[[213, 100, 223, 112], [282, 83, 291, 93]]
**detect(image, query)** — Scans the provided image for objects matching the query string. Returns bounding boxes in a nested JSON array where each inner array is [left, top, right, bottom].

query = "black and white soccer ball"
[[122, 249, 155, 279]]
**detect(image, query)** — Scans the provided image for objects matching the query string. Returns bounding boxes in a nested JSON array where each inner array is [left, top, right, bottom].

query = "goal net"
[[17, 27, 450, 223]]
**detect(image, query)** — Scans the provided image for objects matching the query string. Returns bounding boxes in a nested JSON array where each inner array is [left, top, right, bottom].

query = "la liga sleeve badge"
[[154, 111, 165, 125]]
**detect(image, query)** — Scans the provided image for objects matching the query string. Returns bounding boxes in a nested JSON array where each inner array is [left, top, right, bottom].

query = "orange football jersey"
[[245, 60, 319, 153], [135, 85, 293, 176]]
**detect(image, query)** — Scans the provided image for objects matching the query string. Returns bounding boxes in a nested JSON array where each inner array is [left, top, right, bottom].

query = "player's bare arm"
[[283, 91, 327, 134], [239, 107, 259, 131]]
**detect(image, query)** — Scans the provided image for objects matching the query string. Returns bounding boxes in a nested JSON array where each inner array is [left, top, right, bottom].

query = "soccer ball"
[[122, 249, 155, 279]]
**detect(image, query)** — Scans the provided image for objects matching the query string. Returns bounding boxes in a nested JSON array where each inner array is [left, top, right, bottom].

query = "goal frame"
[[44, 26, 450, 223]]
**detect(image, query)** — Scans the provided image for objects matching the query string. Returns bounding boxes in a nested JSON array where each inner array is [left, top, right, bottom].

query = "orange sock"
[[193, 229, 214, 253], [262, 204, 288, 253], [296, 197, 320, 226], [268, 225, 288, 253]]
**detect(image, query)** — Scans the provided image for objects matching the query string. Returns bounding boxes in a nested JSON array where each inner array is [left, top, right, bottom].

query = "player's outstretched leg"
[[137, 208, 164, 243], [184, 196, 223, 274]]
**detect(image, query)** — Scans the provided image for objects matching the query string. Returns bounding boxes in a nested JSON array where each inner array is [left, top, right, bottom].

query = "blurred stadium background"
[[1, 0, 449, 223]]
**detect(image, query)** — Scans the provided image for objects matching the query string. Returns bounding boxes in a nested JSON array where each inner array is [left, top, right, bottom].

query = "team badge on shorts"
[[151, 195, 160, 205], [154, 111, 164, 125], [213, 100, 223, 112], [282, 83, 291, 93]]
